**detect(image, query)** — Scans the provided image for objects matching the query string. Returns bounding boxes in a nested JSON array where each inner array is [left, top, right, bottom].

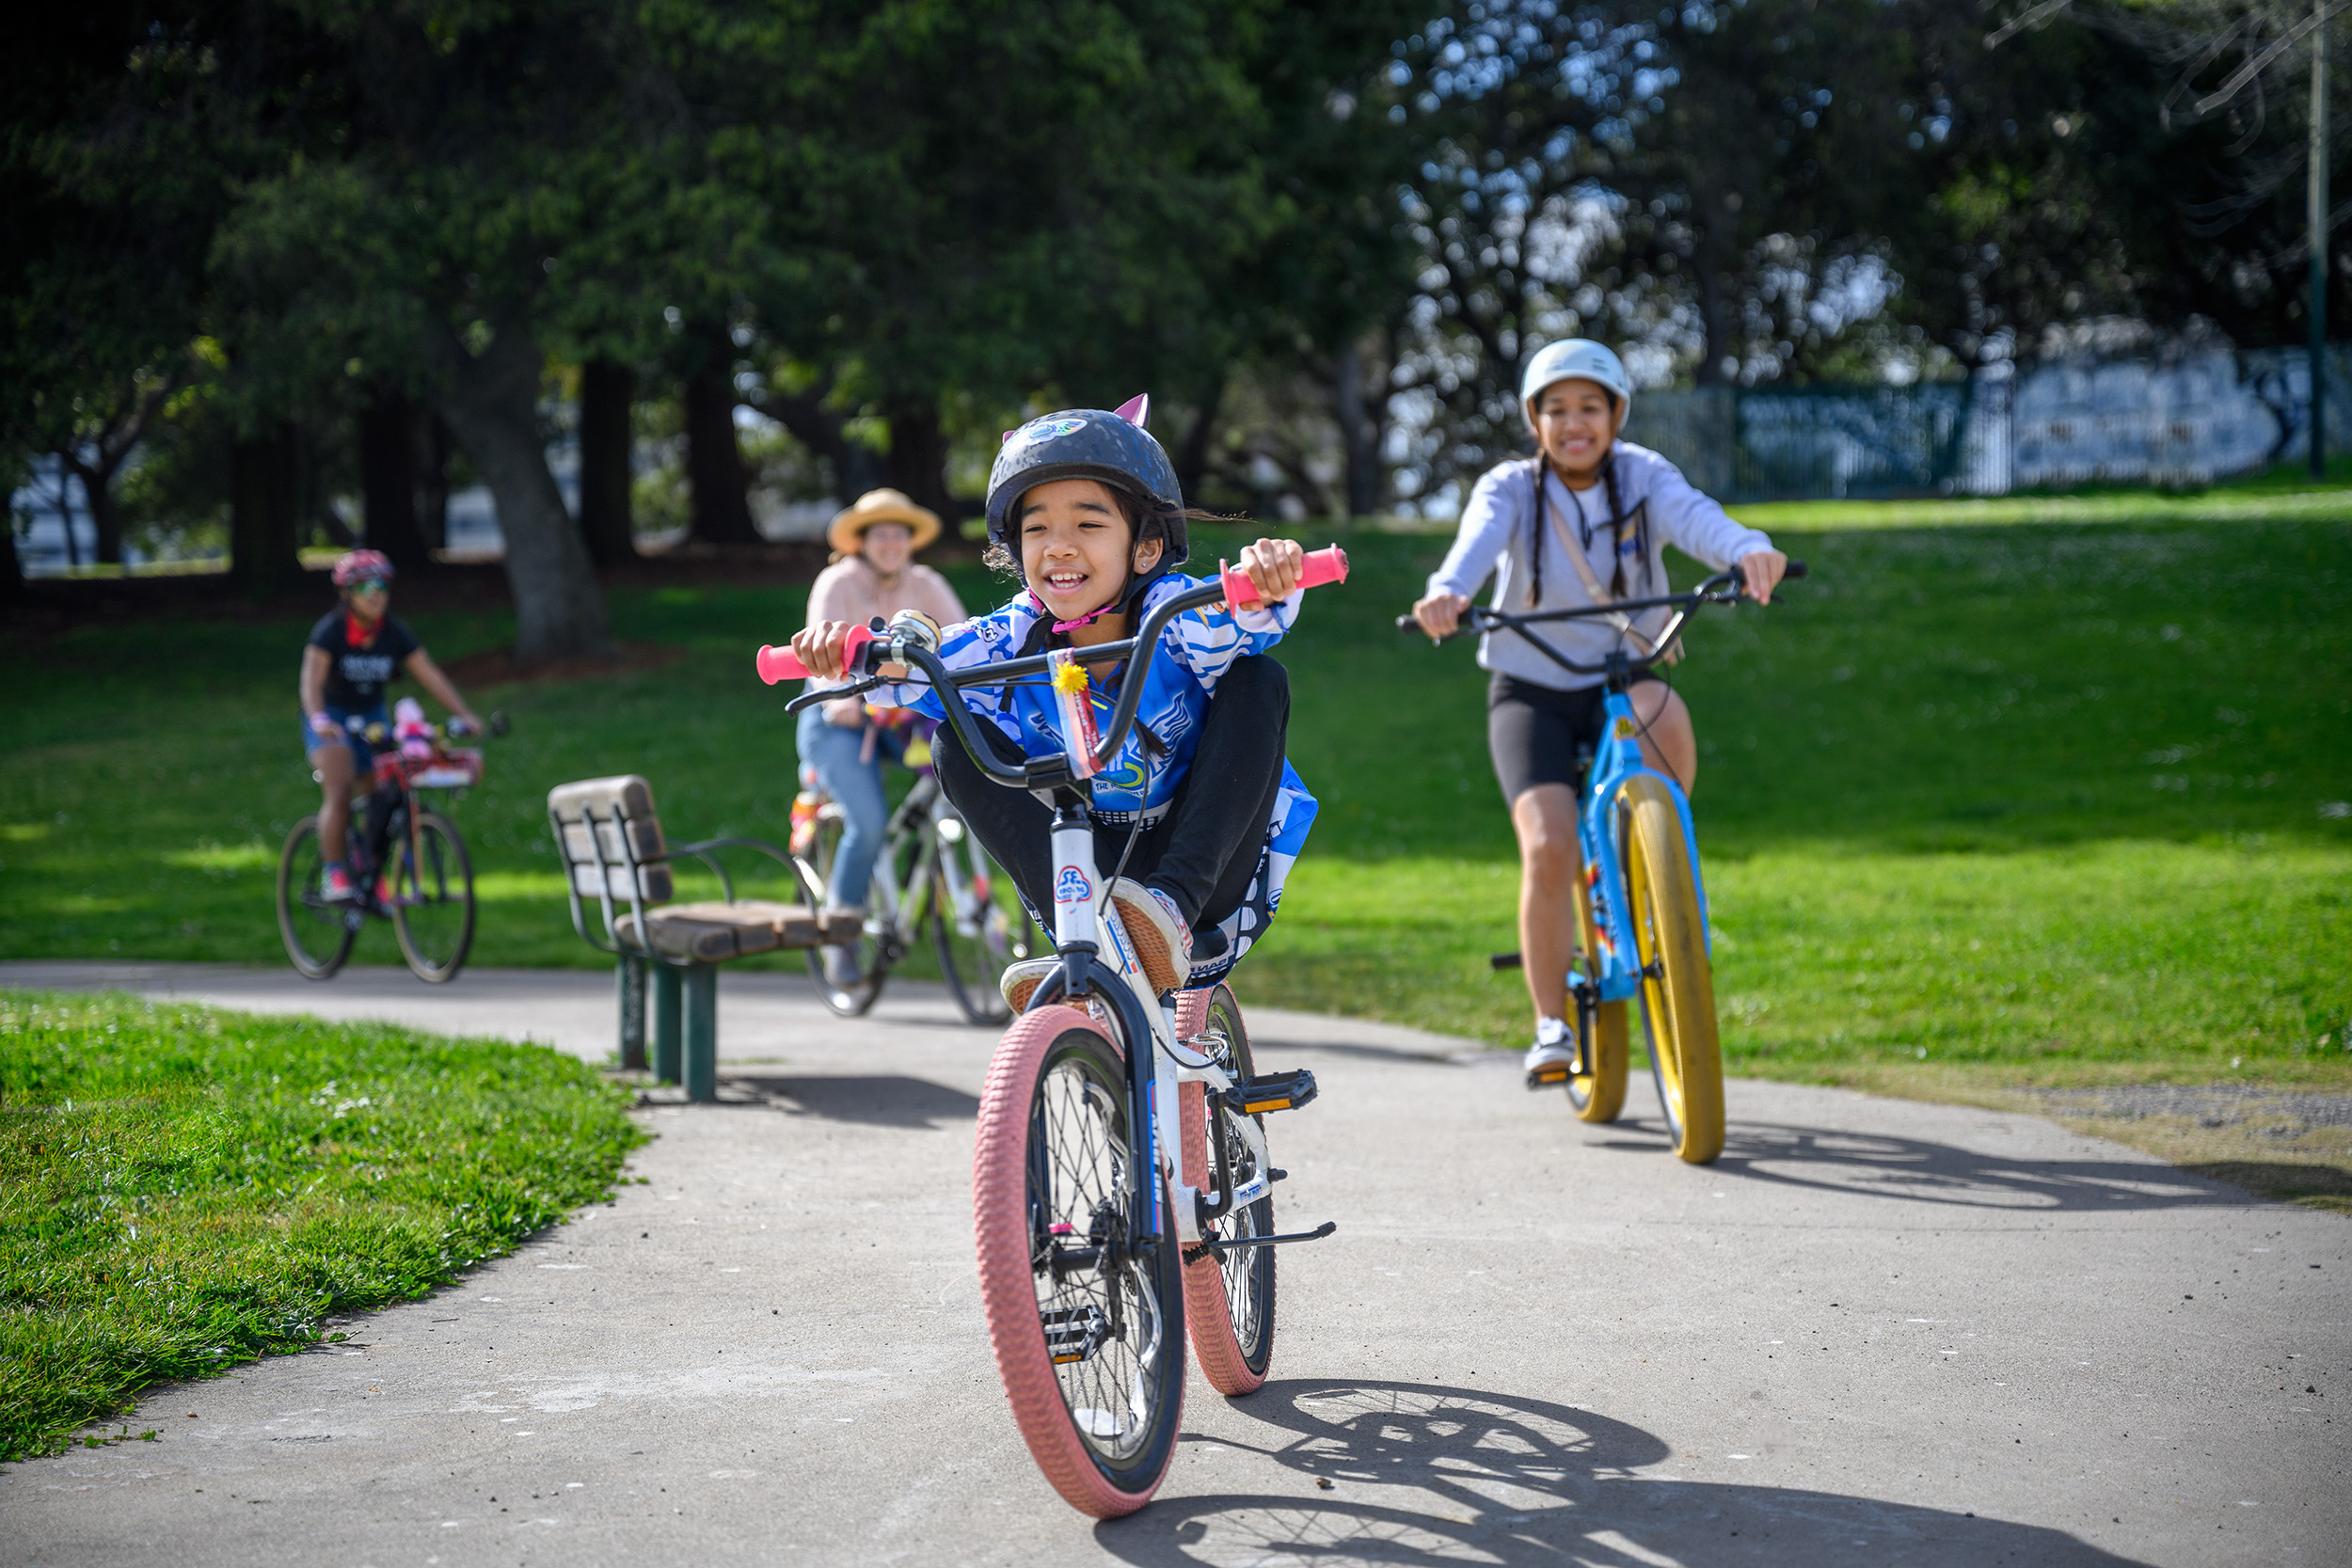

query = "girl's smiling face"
[[1019, 478, 1162, 623], [1530, 377, 1623, 482]]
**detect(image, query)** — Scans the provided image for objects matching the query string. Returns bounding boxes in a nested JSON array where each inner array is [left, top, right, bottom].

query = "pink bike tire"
[[973, 1005, 1184, 1517], [1176, 987, 1276, 1396]]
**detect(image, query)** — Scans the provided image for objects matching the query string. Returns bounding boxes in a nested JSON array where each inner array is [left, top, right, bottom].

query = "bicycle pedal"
[[1525, 1066, 1572, 1089], [1040, 1304, 1110, 1366], [1219, 1069, 1318, 1116]]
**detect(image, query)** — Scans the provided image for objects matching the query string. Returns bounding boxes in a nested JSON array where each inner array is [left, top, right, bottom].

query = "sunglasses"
[[349, 579, 391, 595]]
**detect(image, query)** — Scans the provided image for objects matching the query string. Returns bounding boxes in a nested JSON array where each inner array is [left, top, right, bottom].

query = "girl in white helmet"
[[1410, 341, 1787, 1081]]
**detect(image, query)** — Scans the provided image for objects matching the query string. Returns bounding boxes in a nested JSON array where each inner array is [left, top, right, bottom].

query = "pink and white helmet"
[[331, 548, 396, 587]]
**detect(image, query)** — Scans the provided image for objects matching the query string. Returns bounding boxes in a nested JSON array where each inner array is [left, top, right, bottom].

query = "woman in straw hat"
[[797, 489, 968, 986]]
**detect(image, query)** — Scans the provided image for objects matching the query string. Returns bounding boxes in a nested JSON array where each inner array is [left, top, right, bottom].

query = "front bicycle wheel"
[[389, 808, 475, 983], [1565, 874, 1629, 1123], [799, 804, 885, 1017], [276, 815, 357, 981], [931, 830, 1028, 1026], [1176, 985, 1278, 1396], [1619, 774, 1724, 1164], [973, 1006, 1185, 1517]]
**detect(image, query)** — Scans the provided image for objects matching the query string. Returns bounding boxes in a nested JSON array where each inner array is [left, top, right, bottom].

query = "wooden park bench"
[[547, 775, 856, 1101]]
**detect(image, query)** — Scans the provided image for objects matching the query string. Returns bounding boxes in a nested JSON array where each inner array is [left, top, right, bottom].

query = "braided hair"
[[1527, 391, 1641, 604]]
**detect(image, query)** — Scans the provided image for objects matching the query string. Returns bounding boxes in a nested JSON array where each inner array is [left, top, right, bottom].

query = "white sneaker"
[[1109, 879, 1191, 995], [998, 957, 1057, 1014], [1523, 1037, 1577, 1087]]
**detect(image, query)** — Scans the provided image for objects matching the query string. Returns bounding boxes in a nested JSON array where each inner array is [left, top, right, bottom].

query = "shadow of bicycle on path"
[[1585, 1109, 2250, 1214], [1098, 1378, 2145, 1567]]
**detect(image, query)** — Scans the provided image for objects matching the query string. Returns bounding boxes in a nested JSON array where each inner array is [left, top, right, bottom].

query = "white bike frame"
[[1047, 815, 1273, 1247]]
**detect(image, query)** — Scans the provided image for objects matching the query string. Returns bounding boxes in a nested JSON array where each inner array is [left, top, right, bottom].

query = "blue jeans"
[[796, 705, 897, 911]]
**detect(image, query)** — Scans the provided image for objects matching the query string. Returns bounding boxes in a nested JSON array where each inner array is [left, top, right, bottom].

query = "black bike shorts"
[[1486, 672, 1668, 806]]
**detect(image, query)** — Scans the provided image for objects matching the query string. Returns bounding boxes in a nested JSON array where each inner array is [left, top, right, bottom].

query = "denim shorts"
[[300, 705, 388, 768]]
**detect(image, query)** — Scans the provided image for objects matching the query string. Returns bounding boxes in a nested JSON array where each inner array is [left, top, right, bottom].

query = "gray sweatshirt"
[[1423, 442, 1773, 690]]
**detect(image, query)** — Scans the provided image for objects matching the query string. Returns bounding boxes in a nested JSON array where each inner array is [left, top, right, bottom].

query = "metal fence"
[[1626, 344, 2339, 501]]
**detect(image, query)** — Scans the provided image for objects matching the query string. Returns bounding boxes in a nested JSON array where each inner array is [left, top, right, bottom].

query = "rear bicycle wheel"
[[1618, 775, 1724, 1164], [1565, 875, 1629, 1123], [799, 804, 886, 1016], [1175, 985, 1277, 1395], [973, 1006, 1185, 1517], [389, 808, 475, 983], [276, 814, 357, 981], [1565, 998, 1630, 1123], [931, 829, 1029, 1026]]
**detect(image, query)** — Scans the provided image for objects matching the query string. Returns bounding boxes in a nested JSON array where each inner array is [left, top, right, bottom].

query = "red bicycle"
[[275, 713, 506, 983]]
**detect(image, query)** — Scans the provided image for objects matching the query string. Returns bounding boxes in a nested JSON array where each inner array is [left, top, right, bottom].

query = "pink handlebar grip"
[[1219, 544, 1349, 610], [755, 624, 875, 686]]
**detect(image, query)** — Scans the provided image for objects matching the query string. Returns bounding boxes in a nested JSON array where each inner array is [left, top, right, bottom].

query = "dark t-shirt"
[[308, 611, 421, 710]]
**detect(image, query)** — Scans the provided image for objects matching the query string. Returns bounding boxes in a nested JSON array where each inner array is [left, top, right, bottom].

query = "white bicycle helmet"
[[1519, 340, 1633, 423]]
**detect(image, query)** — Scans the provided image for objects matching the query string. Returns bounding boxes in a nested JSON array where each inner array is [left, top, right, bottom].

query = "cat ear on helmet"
[[1113, 393, 1150, 428]]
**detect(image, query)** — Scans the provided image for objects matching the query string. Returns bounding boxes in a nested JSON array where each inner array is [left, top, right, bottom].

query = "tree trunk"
[[66, 458, 126, 565], [1694, 228, 1730, 387], [578, 358, 637, 565], [1, 511, 24, 601], [1332, 341, 1391, 519], [434, 320, 612, 665], [683, 335, 759, 544], [882, 396, 956, 523], [230, 423, 302, 600], [1171, 379, 1222, 508], [758, 385, 880, 499], [360, 389, 430, 571], [417, 414, 450, 550]]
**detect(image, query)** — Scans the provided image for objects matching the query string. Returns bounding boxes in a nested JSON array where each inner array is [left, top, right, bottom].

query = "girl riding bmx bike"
[[769, 397, 1344, 1514]]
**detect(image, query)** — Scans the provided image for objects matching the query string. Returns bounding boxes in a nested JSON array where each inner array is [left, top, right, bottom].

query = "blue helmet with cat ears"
[[984, 395, 1187, 569]]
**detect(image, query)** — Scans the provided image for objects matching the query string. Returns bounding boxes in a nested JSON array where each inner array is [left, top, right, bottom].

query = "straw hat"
[[826, 488, 942, 559]]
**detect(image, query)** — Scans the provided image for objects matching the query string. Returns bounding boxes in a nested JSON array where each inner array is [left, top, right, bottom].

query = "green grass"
[[2, 505, 2347, 1084], [0, 990, 644, 1461]]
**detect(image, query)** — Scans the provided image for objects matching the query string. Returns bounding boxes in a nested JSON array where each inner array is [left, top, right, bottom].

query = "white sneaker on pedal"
[[1523, 1040, 1578, 1077], [1523, 1018, 1576, 1087], [999, 957, 1057, 1014]]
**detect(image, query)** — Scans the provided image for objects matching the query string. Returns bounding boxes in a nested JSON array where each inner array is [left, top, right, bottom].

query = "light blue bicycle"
[[1402, 560, 1805, 1164]]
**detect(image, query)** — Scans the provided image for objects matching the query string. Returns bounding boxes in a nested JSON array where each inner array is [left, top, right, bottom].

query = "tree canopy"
[[8, 0, 2338, 632]]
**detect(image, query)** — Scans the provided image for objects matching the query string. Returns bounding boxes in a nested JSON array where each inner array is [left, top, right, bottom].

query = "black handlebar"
[[799, 578, 1232, 793], [445, 709, 511, 740], [1394, 560, 1806, 683]]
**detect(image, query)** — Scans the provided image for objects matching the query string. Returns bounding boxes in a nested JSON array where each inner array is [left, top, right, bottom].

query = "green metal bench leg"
[[617, 952, 648, 1072], [684, 963, 718, 1104], [653, 962, 683, 1085]]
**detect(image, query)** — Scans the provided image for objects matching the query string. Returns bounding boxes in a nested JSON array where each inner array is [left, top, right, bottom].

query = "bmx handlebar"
[[758, 545, 1350, 790], [754, 546, 1347, 686]]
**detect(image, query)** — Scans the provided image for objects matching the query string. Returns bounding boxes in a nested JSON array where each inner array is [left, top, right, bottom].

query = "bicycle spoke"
[[1032, 1054, 1161, 1462]]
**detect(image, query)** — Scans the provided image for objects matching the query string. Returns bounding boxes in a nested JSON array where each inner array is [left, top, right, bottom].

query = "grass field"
[[3, 490, 2346, 1100], [0, 990, 644, 1460]]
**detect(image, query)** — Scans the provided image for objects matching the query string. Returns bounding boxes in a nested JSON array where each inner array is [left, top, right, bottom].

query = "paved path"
[[2, 961, 2344, 1567]]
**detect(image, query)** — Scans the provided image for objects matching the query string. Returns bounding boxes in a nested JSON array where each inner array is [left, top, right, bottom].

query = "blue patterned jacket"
[[870, 571, 1318, 975]]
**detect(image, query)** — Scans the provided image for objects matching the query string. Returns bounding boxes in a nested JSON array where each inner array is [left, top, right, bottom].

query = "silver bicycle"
[[792, 727, 1035, 1022]]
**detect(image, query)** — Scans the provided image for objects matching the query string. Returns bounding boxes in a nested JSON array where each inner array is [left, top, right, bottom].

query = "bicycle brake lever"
[[783, 674, 888, 717]]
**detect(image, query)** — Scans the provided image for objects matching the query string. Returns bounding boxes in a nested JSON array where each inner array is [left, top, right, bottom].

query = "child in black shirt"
[[300, 549, 483, 900]]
